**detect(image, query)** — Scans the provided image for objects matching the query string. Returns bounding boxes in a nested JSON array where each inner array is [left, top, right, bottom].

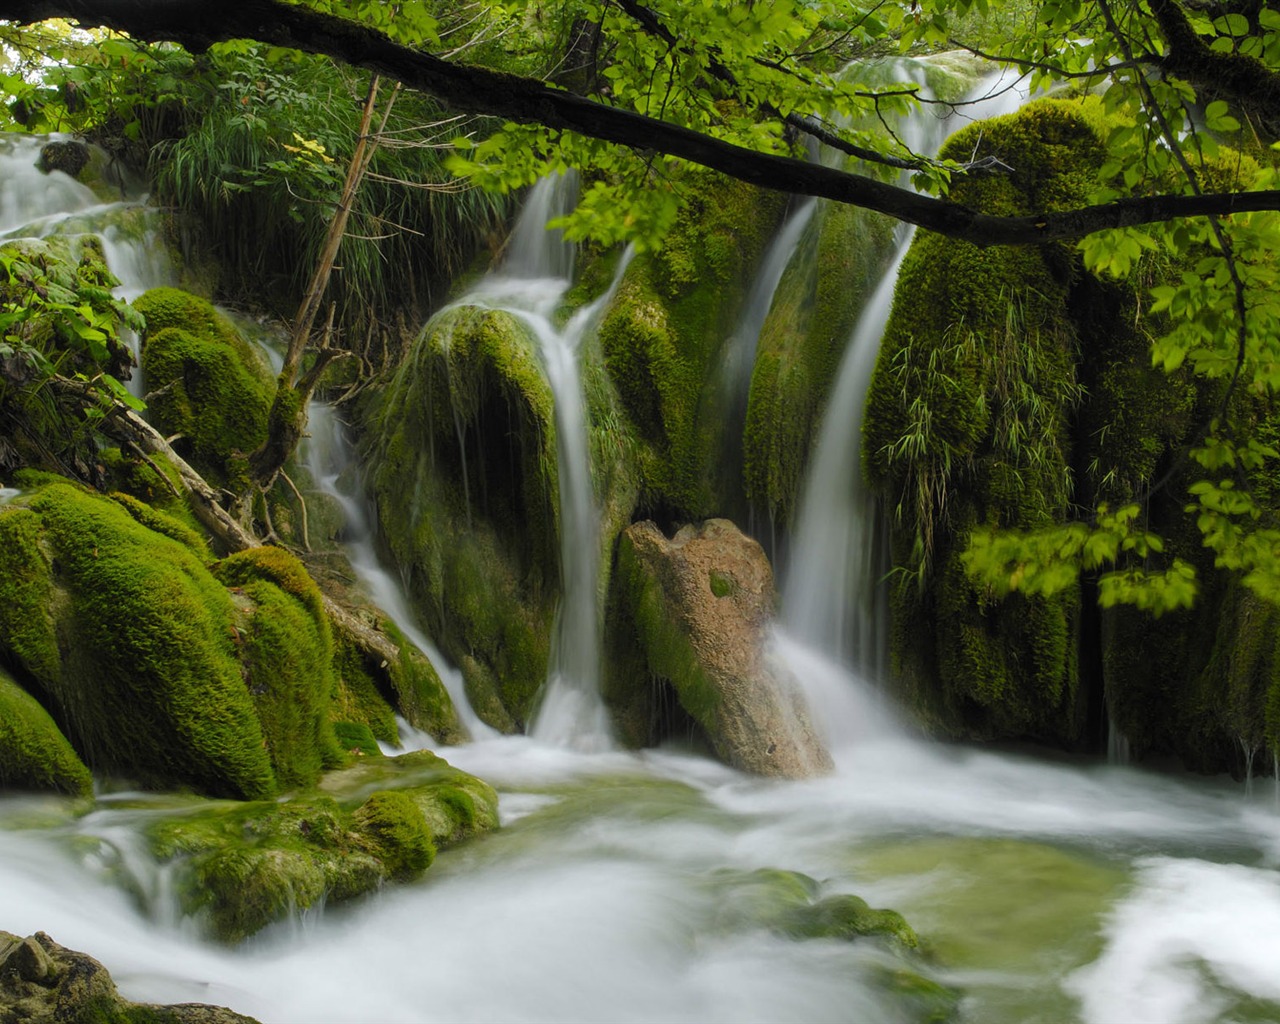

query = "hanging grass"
[[147, 46, 509, 367]]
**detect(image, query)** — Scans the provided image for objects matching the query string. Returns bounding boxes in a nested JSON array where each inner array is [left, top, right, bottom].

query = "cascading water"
[[780, 67, 1031, 703], [450, 174, 631, 750], [303, 402, 495, 740], [0, 134, 175, 393], [716, 197, 817, 520]]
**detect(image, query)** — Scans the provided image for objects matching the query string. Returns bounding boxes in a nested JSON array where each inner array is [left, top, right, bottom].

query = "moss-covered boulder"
[[0, 666, 92, 797], [0, 482, 277, 797], [0, 931, 260, 1023], [597, 174, 784, 519], [363, 304, 559, 730], [211, 546, 345, 788], [330, 610, 463, 746], [0, 482, 354, 798], [607, 519, 831, 776], [135, 287, 275, 488], [745, 199, 897, 528], [863, 99, 1102, 744], [149, 749, 497, 942]]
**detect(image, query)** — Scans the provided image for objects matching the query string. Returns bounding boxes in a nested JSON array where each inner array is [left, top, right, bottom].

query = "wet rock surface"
[[0, 930, 259, 1022], [617, 518, 832, 777]]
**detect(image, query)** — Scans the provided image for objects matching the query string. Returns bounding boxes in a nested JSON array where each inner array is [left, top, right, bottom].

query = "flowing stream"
[[303, 402, 495, 740]]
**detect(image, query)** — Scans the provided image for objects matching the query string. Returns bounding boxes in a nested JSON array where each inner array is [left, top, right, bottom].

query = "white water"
[[454, 175, 630, 751], [5, 735, 1280, 1023], [303, 402, 495, 740], [782, 67, 1031, 677], [0, 134, 175, 394]]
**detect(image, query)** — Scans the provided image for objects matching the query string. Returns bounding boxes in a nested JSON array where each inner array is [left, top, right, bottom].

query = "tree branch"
[[8, 0, 1280, 245]]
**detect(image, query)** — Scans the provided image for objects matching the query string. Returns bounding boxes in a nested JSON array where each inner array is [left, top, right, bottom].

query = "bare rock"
[[616, 519, 832, 777]]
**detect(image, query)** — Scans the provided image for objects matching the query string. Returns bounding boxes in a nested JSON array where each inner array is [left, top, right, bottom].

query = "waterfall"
[[455, 175, 629, 750], [717, 198, 817, 519], [303, 403, 496, 740], [0, 134, 175, 395], [781, 67, 1031, 683]]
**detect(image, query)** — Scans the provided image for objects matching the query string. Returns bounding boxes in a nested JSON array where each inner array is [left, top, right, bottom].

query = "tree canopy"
[[5, 0, 1280, 612]]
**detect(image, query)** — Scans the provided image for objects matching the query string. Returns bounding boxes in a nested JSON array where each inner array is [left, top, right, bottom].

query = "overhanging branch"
[[7, 0, 1280, 245]]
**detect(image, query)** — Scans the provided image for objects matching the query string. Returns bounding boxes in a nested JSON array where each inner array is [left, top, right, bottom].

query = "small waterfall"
[[0, 134, 175, 394], [449, 175, 629, 750], [782, 67, 1031, 685], [1107, 715, 1132, 766], [717, 198, 817, 515], [304, 403, 495, 740]]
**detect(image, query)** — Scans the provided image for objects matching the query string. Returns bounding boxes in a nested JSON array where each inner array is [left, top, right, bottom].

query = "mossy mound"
[[211, 546, 345, 789], [745, 199, 897, 527], [597, 173, 784, 518], [0, 482, 357, 798], [363, 304, 559, 729], [149, 749, 497, 942], [863, 99, 1105, 744], [135, 287, 275, 487], [0, 666, 92, 797], [0, 482, 277, 797]]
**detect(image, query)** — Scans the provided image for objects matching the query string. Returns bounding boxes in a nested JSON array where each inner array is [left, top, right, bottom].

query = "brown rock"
[[617, 519, 832, 777]]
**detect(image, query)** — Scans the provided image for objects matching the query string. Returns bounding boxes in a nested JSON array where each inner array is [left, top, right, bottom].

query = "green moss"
[[212, 547, 343, 789], [99, 447, 208, 545], [135, 287, 275, 486], [363, 305, 558, 728], [0, 506, 62, 688], [148, 794, 379, 943], [108, 491, 209, 556], [777, 893, 919, 949], [0, 483, 276, 799], [146, 748, 497, 942], [744, 198, 898, 526], [351, 790, 436, 880], [0, 666, 92, 796], [333, 721, 381, 757], [331, 626, 400, 744], [862, 100, 1102, 744], [598, 174, 784, 518]]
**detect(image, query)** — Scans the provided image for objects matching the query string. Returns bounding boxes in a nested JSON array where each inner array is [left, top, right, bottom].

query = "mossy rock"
[[211, 546, 344, 789], [318, 748, 500, 845], [135, 287, 275, 488], [744, 198, 897, 527], [363, 304, 559, 729], [597, 173, 784, 518], [0, 483, 277, 798], [0, 930, 261, 1023], [0, 666, 92, 797], [149, 749, 498, 942], [328, 590, 463, 747], [350, 789, 436, 879], [863, 99, 1103, 745], [0, 483, 356, 799], [148, 794, 382, 944]]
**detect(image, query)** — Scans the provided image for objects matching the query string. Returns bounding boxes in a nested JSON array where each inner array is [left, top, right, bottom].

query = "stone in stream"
[[0, 930, 259, 1023], [615, 518, 832, 777]]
